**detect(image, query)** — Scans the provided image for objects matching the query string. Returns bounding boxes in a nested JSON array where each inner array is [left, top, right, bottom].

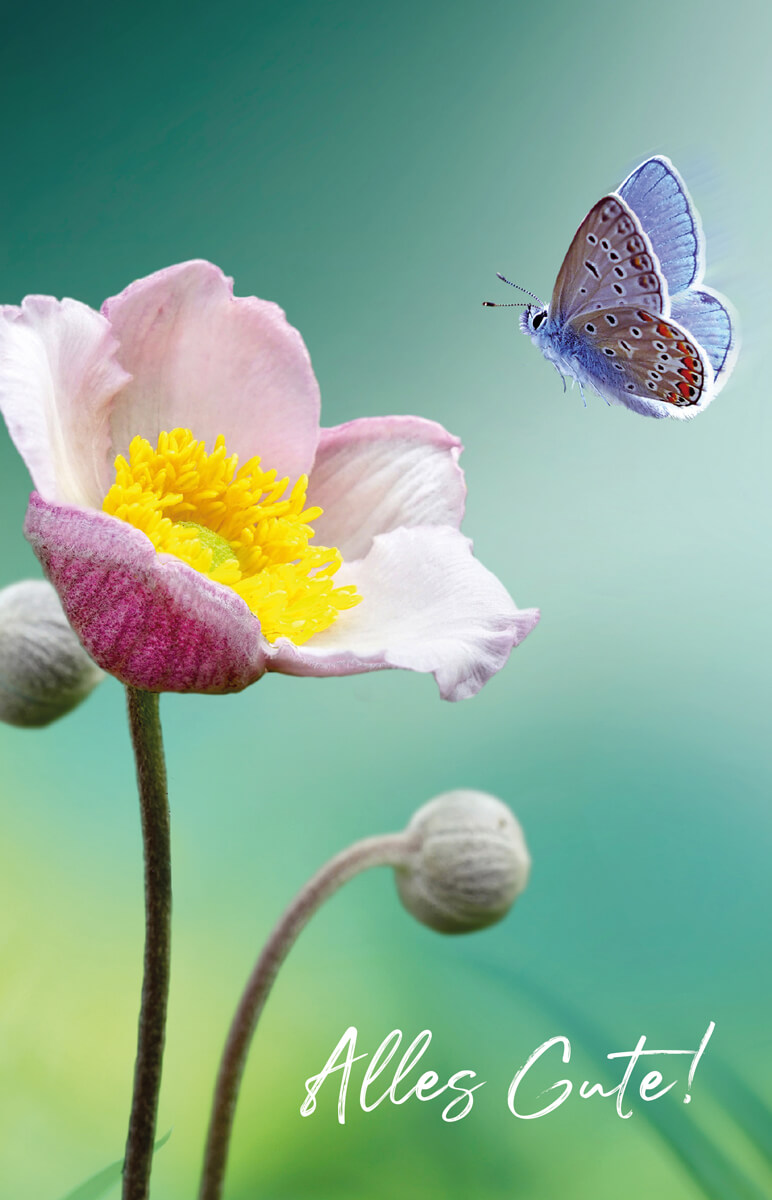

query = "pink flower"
[[0, 261, 538, 700]]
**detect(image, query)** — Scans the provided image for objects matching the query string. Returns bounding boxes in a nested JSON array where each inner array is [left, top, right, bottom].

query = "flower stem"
[[198, 830, 418, 1200], [123, 687, 172, 1200]]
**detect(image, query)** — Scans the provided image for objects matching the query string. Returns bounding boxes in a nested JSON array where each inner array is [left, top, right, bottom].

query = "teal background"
[[1, 1, 770, 1197]]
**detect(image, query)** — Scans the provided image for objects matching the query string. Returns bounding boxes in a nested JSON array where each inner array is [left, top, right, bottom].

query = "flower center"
[[102, 428, 360, 644]]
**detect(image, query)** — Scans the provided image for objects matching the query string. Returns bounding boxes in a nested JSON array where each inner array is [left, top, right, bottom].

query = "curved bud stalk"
[[199, 791, 531, 1199]]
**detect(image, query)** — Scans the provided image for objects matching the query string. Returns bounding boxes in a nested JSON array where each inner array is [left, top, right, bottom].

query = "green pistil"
[[178, 522, 237, 569]]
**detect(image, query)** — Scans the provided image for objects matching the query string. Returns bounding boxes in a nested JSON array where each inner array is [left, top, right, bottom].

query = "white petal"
[[308, 416, 466, 560], [0, 298, 130, 507], [103, 261, 321, 480], [268, 526, 539, 700]]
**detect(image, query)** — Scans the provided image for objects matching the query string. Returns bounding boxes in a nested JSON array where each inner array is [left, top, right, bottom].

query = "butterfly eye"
[[532, 311, 547, 330]]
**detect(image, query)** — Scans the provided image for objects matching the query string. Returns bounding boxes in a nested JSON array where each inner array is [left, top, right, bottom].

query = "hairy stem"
[[122, 687, 172, 1200], [198, 831, 417, 1200]]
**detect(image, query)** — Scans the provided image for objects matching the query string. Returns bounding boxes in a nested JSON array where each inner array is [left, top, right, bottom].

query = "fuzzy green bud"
[[0, 580, 103, 727], [395, 790, 531, 933]]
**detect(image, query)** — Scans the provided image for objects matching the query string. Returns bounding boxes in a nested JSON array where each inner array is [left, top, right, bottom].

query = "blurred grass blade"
[[474, 960, 769, 1200], [57, 1159, 122, 1200], [58, 1130, 172, 1200], [711, 1061, 772, 1167]]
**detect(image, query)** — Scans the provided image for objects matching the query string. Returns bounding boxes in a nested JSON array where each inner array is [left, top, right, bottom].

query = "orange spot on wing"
[[657, 323, 675, 338]]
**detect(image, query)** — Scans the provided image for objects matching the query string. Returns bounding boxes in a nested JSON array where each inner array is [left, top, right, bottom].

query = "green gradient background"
[[1, 1, 770, 1197]]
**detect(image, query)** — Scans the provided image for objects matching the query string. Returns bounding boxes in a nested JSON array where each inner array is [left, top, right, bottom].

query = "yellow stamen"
[[102, 428, 360, 643]]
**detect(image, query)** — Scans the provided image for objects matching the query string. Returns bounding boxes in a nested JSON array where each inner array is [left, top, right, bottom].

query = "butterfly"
[[485, 156, 737, 419]]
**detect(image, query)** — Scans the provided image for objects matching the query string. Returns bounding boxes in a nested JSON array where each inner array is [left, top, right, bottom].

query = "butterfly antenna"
[[496, 273, 544, 306], [482, 301, 529, 307]]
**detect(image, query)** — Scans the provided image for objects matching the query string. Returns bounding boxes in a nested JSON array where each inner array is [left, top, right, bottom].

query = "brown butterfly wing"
[[551, 194, 667, 324], [566, 306, 712, 409]]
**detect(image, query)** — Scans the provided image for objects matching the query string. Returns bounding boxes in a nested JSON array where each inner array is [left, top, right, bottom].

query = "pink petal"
[[267, 526, 539, 700], [0, 298, 131, 507], [103, 261, 320, 480], [24, 492, 267, 694], [307, 416, 466, 560]]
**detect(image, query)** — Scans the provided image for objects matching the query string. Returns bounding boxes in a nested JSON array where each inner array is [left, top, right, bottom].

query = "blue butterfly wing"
[[669, 288, 735, 382], [618, 156, 704, 294]]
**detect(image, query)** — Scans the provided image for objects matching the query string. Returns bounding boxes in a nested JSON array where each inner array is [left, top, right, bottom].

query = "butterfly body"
[[522, 310, 633, 403], [510, 157, 736, 419]]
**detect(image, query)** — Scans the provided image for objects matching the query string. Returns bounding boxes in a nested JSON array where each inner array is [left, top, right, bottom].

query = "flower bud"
[[0, 580, 103, 727], [395, 790, 530, 933]]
